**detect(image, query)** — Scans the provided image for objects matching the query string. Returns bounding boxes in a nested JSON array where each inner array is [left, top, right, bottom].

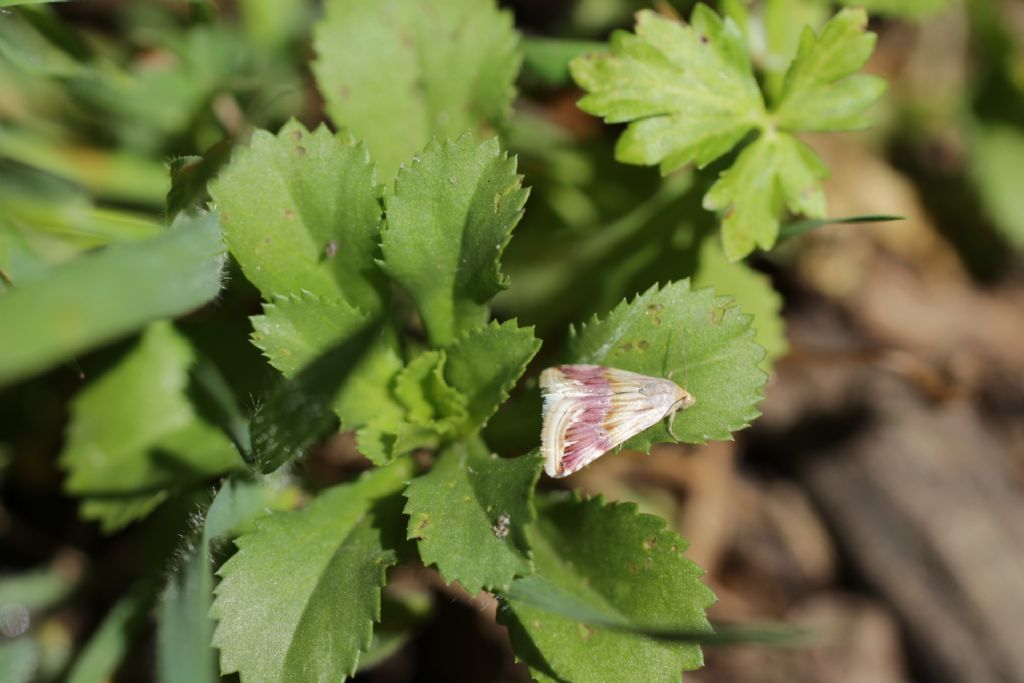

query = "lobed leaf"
[[703, 133, 828, 260], [570, 6, 766, 173], [211, 459, 413, 683], [499, 493, 714, 683], [569, 280, 766, 451], [312, 0, 520, 181], [404, 442, 541, 595], [210, 120, 386, 315], [380, 135, 528, 346], [772, 8, 887, 132], [570, 4, 885, 259], [60, 322, 241, 533]]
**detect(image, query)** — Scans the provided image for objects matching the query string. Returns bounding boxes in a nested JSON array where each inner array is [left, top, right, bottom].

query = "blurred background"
[[1, 0, 1023, 682]]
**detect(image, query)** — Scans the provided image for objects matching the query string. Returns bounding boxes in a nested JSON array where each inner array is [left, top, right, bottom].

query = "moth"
[[540, 364, 695, 478]]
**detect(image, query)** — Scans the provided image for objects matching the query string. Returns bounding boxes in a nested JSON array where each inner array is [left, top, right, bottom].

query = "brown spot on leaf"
[[293, 145, 307, 157], [291, 130, 303, 142], [577, 623, 595, 640], [637, 340, 650, 351], [325, 240, 339, 258], [283, 209, 295, 221], [710, 305, 727, 325], [643, 536, 657, 551], [415, 513, 430, 537]]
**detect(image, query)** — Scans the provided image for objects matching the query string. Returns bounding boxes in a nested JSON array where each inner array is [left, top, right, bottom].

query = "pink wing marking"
[[540, 365, 681, 478]]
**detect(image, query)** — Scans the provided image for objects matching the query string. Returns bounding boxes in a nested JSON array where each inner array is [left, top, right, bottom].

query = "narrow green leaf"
[[157, 477, 278, 683], [499, 493, 714, 683], [404, 441, 541, 594], [777, 213, 904, 242], [0, 211, 225, 387], [67, 589, 153, 683], [312, 0, 521, 180], [60, 322, 241, 532], [188, 355, 252, 463], [0, 568, 75, 613], [570, 6, 766, 173], [444, 319, 541, 433], [569, 280, 766, 450], [211, 459, 414, 683], [691, 238, 786, 371], [772, 8, 887, 131], [210, 120, 386, 316], [381, 135, 528, 346], [507, 575, 801, 645]]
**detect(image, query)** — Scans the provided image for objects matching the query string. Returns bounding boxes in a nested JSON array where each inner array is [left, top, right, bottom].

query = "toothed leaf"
[[380, 135, 527, 346], [312, 0, 520, 180], [444, 319, 541, 433], [211, 460, 413, 683], [404, 441, 541, 595], [568, 280, 766, 450], [211, 120, 386, 315], [499, 493, 714, 683]]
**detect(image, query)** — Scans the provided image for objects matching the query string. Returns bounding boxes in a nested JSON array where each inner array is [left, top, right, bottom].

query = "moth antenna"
[[680, 328, 689, 391]]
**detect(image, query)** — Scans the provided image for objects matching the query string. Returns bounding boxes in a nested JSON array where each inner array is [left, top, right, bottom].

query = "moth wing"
[[540, 365, 676, 478]]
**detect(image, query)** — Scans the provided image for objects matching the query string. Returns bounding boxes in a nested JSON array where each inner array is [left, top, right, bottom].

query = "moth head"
[[673, 384, 696, 411]]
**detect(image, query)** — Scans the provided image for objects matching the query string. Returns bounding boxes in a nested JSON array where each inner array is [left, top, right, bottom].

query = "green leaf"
[[157, 477, 280, 683], [210, 120, 386, 315], [570, 5, 885, 259], [312, 0, 520, 180], [380, 135, 528, 346], [777, 213, 904, 242], [499, 493, 714, 683], [251, 292, 367, 377], [249, 323, 402, 473], [840, 0, 951, 20], [522, 37, 607, 86], [0, 211, 225, 387], [393, 350, 468, 434], [691, 238, 786, 371], [444, 319, 541, 432], [166, 140, 233, 220], [404, 441, 541, 594], [970, 124, 1024, 248], [67, 588, 153, 683], [0, 568, 75, 613], [570, 6, 766, 173], [569, 280, 766, 450], [506, 575, 801, 645], [0, 638, 37, 683], [211, 459, 413, 683], [703, 133, 828, 260], [772, 8, 887, 132], [60, 322, 241, 533]]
